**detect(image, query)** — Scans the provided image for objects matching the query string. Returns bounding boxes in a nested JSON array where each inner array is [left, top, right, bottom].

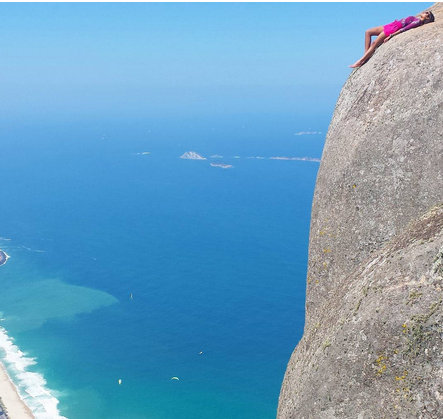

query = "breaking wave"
[[0, 327, 67, 419]]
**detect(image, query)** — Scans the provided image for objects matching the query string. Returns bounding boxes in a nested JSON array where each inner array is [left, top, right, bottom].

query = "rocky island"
[[210, 163, 233, 169], [278, 4, 443, 419], [179, 151, 206, 160], [293, 131, 322, 136], [269, 156, 320, 162], [0, 250, 8, 266]]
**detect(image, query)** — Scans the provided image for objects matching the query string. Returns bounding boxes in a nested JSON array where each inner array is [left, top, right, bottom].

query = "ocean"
[[0, 115, 325, 419]]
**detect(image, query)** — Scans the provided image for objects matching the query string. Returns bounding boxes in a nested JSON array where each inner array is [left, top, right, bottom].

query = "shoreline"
[[0, 361, 35, 419]]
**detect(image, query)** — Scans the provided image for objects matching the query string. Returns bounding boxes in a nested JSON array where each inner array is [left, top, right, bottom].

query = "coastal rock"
[[278, 3, 443, 418], [0, 250, 9, 267], [180, 151, 206, 160], [0, 397, 9, 419]]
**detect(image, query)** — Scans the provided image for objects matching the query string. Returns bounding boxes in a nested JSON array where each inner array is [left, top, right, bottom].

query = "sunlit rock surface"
[[278, 4, 443, 418]]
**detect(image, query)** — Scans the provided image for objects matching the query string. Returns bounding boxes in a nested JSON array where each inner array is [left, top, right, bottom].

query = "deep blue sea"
[[0, 116, 325, 419]]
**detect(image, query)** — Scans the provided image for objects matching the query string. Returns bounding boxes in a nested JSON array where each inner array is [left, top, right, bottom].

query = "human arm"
[[399, 17, 422, 33], [384, 17, 422, 43], [383, 29, 402, 43]]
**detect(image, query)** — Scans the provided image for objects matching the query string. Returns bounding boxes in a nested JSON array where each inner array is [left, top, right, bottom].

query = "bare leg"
[[365, 26, 384, 52], [350, 31, 386, 68]]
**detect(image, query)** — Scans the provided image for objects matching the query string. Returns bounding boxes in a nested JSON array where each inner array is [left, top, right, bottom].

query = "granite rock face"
[[278, 4, 443, 418]]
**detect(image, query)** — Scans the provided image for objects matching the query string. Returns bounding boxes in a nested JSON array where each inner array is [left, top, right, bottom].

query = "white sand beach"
[[0, 361, 34, 419]]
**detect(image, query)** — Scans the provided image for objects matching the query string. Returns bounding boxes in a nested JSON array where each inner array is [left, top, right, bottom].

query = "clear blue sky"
[[0, 2, 433, 124]]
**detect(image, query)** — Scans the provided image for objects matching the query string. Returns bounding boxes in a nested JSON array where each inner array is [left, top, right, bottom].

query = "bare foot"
[[349, 60, 363, 68]]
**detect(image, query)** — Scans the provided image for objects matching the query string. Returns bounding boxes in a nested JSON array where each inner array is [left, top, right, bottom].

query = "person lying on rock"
[[349, 10, 434, 68]]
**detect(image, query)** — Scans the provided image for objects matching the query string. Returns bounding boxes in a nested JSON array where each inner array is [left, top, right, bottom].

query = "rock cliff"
[[278, 4, 443, 418]]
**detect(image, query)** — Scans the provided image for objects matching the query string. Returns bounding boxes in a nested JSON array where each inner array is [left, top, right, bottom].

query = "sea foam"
[[0, 327, 67, 419]]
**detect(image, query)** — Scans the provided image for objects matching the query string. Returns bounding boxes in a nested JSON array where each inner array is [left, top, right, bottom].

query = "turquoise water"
[[0, 117, 324, 419]]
